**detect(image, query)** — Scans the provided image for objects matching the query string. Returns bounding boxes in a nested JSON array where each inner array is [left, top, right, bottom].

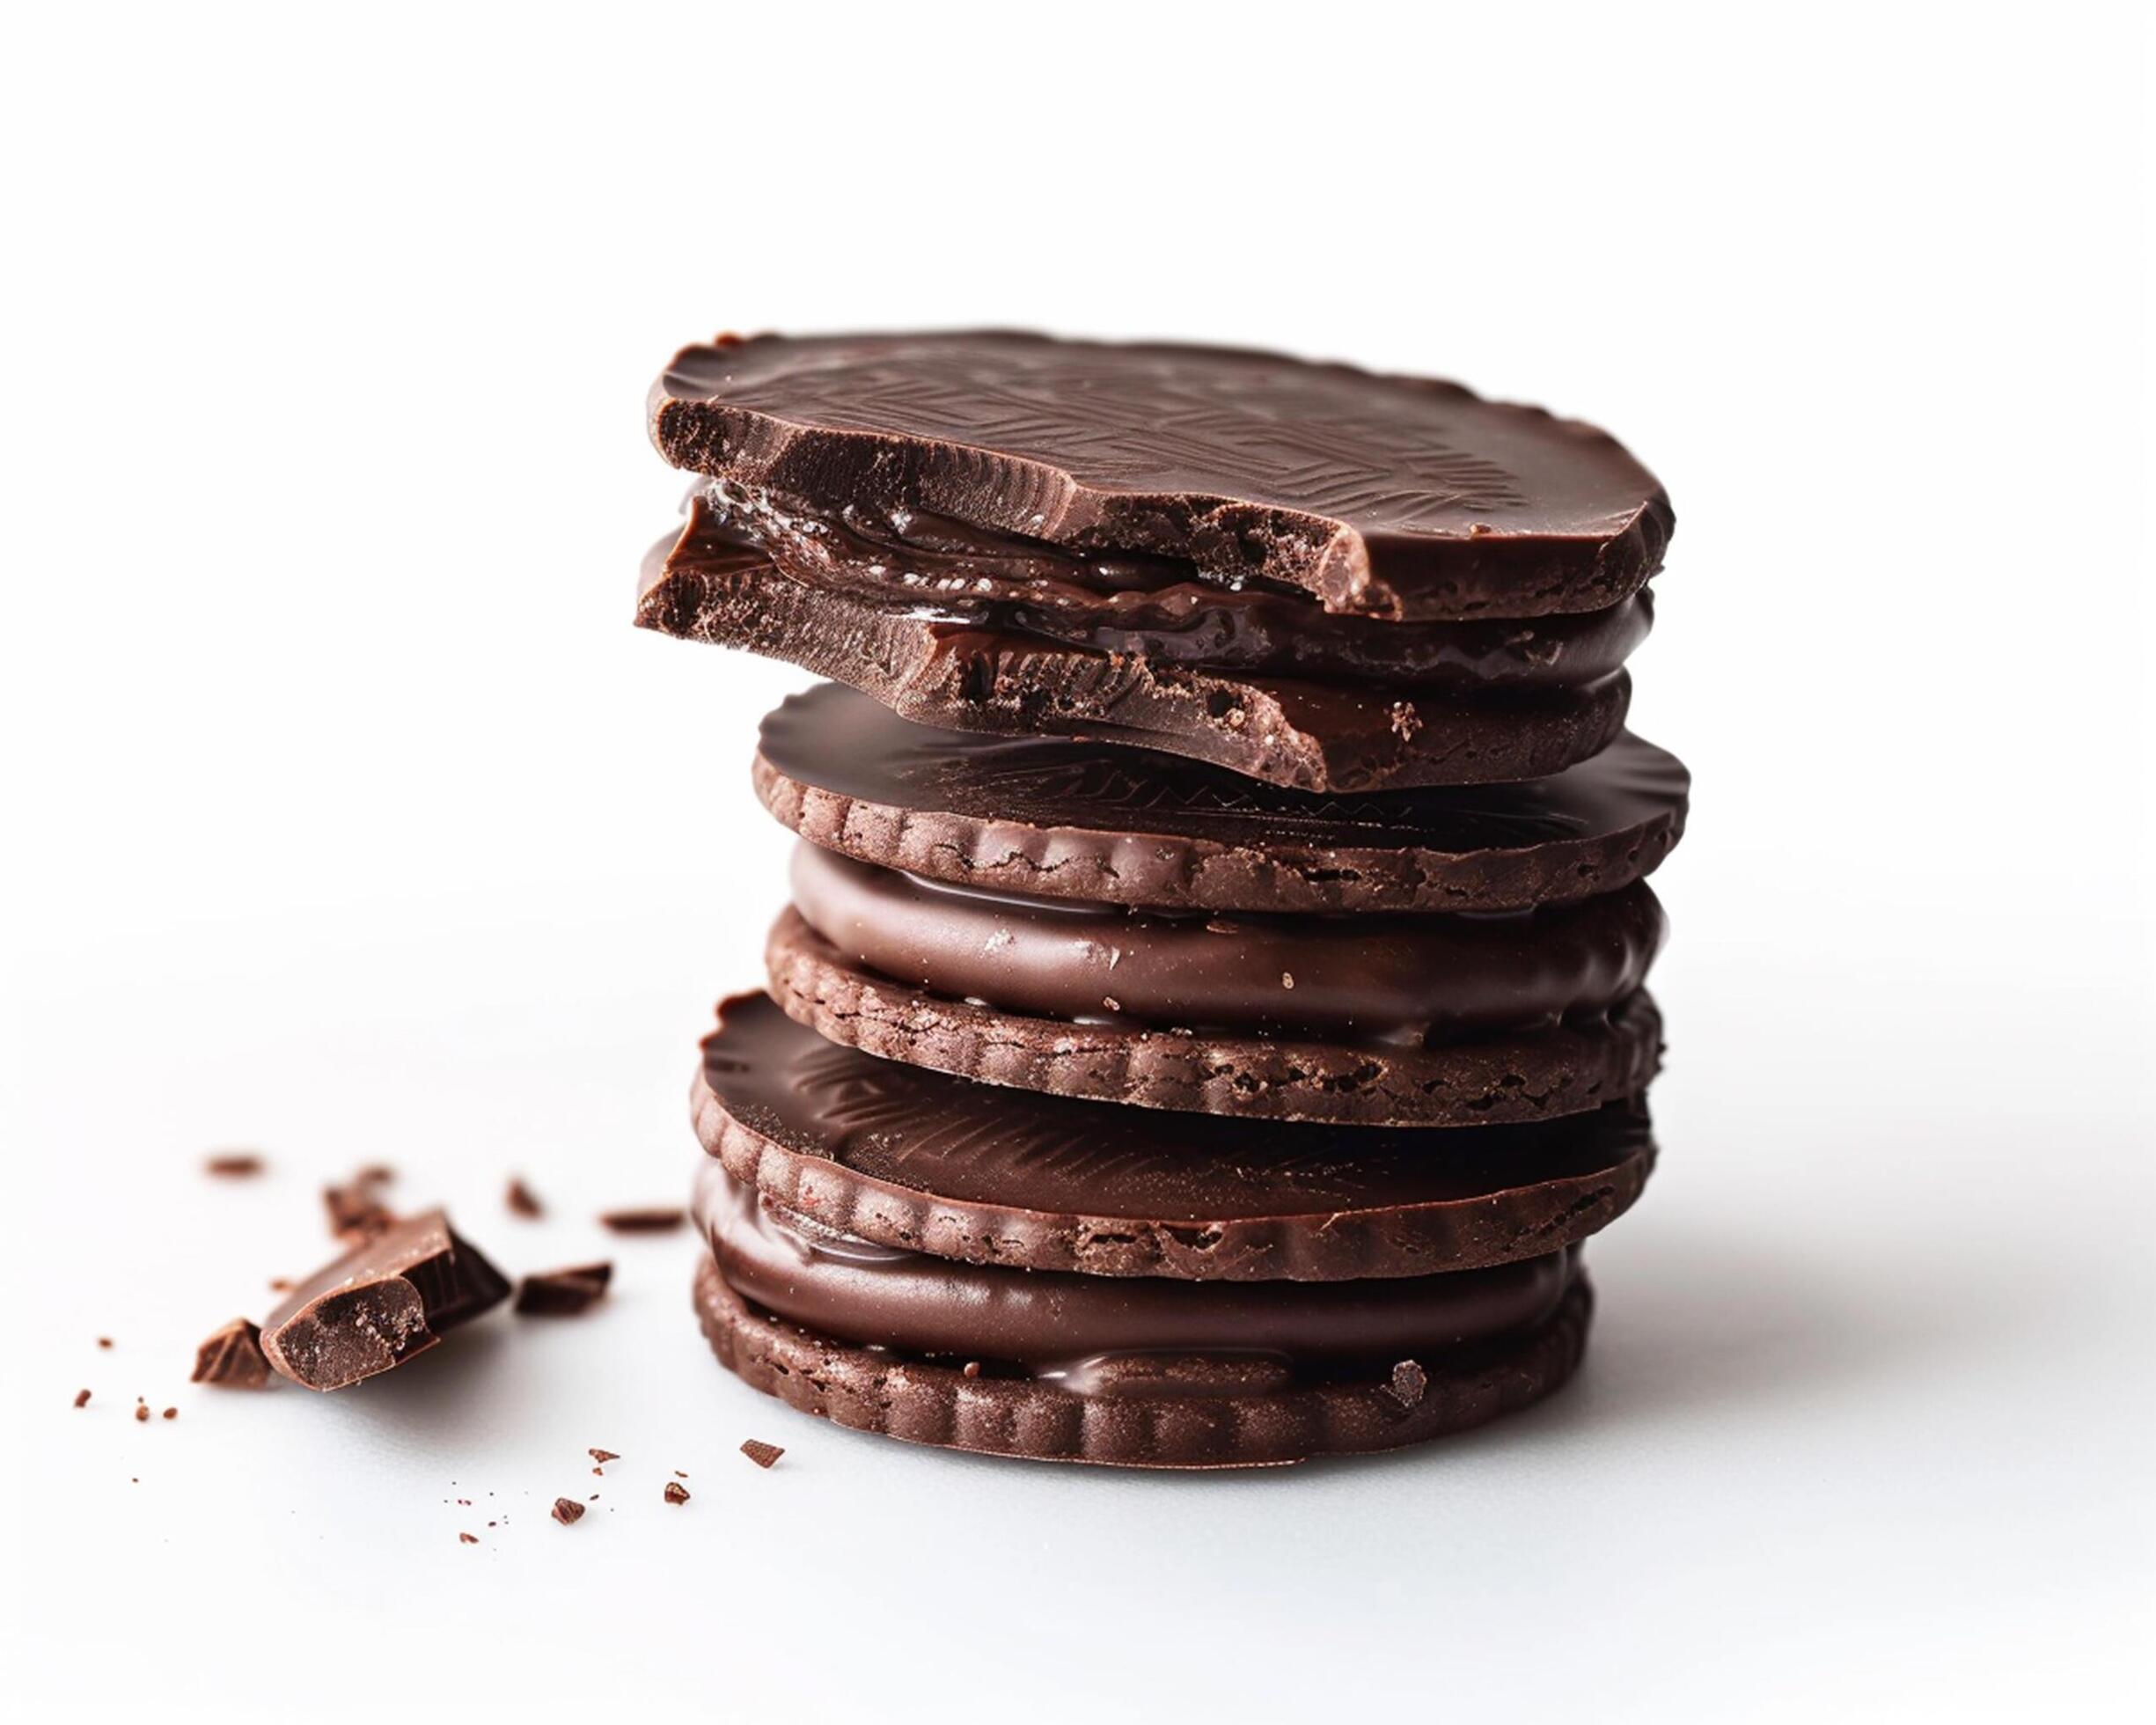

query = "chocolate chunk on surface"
[[512, 1263, 612, 1317], [191, 1318, 270, 1388], [695, 1253, 1590, 1469], [649, 333, 1670, 622], [693, 993, 1654, 1279], [756, 683, 1688, 914], [638, 523, 1630, 794], [551, 1497, 585, 1525], [598, 1207, 686, 1234], [259, 1210, 510, 1392]]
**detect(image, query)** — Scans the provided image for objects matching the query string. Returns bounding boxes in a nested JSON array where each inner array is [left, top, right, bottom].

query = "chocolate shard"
[[203, 1152, 265, 1178], [73, 1388, 91, 1408], [739, 1439, 784, 1470], [191, 1318, 270, 1389], [513, 1262, 612, 1317], [551, 1497, 585, 1525], [588, 1448, 620, 1465], [505, 1177, 544, 1219], [649, 333, 1671, 623], [598, 1207, 686, 1234], [664, 1480, 691, 1505], [259, 1210, 510, 1392]]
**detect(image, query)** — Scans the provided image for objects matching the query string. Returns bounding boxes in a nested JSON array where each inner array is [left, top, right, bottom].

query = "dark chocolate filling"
[[686, 481, 1652, 691], [788, 841, 1663, 1046], [696, 1161, 1576, 1391]]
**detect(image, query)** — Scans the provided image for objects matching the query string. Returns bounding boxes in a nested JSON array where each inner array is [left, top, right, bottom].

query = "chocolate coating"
[[698, 1162, 1575, 1373], [788, 842, 1663, 1045], [639, 523, 1632, 793], [693, 992, 1655, 1280], [650, 332, 1671, 621], [755, 683, 1690, 914], [687, 478, 1654, 690], [694, 1254, 1594, 1467], [767, 914, 1664, 1126]]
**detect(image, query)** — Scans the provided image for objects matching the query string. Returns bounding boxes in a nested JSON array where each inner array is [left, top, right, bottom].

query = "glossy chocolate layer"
[[690, 479, 1654, 690], [651, 332, 1671, 621], [694, 1254, 1594, 1464], [693, 992, 1655, 1279], [756, 683, 1690, 914], [789, 841, 1661, 1045], [638, 521, 1632, 794], [697, 1161, 1576, 1381]]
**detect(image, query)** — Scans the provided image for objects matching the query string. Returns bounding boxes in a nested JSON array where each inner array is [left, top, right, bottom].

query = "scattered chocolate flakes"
[[505, 1177, 545, 1219], [597, 1207, 686, 1234], [1386, 1359, 1429, 1408], [192, 1318, 270, 1388], [134, 1402, 150, 1423], [204, 1152, 265, 1178], [73, 1389, 91, 1409], [664, 1481, 691, 1506], [739, 1439, 785, 1470], [322, 1167, 397, 1242], [513, 1262, 612, 1317], [551, 1498, 585, 1525], [458, 1532, 480, 1545]]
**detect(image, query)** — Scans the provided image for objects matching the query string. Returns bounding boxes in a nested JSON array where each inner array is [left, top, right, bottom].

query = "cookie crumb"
[[1386, 1359, 1428, 1408], [162, 1407, 177, 1420], [551, 1498, 585, 1525], [458, 1532, 480, 1545], [740, 1439, 785, 1470], [588, 1448, 620, 1465], [505, 1177, 544, 1219], [664, 1481, 691, 1506], [98, 1337, 114, 1349], [134, 1401, 150, 1422], [204, 1152, 265, 1178], [1281, 972, 1295, 989], [73, 1389, 91, 1409]]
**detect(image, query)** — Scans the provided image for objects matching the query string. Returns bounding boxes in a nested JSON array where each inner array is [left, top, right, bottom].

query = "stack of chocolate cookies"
[[638, 333, 1686, 1467]]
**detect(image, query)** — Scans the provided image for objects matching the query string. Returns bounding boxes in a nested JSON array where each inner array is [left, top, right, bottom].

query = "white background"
[[4, 5, 2150, 1721]]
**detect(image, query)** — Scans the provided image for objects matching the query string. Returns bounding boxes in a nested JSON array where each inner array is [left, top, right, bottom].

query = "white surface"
[[4, 5, 2152, 1721]]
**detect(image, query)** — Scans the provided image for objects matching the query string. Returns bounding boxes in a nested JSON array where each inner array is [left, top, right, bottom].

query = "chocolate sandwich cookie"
[[640, 333, 1670, 791], [692, 1184, 1593, 1468], [766, 842, 1664, 1125], [693, 992, 1655, 1281], [754, 682, 1690, 915]]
